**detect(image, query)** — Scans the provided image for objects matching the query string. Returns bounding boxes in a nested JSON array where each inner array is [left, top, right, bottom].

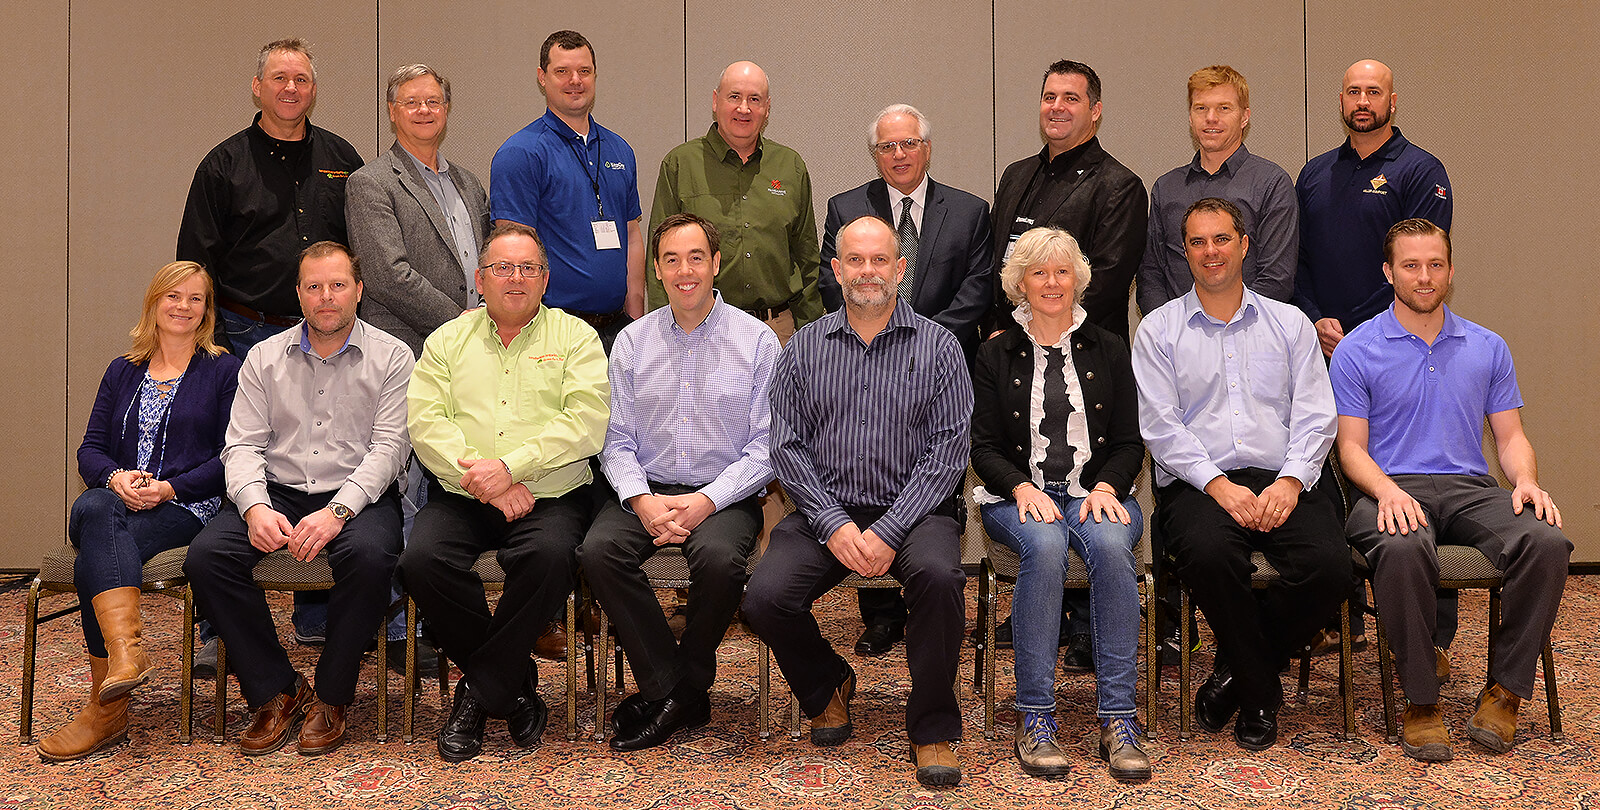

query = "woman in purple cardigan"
[[39, 261, 241, 762]]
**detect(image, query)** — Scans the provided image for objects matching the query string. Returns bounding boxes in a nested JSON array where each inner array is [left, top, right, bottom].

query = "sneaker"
[[1099, 717, 1152, 781], [293, 625, 327, 646], [1014, 711, 1070, 776]]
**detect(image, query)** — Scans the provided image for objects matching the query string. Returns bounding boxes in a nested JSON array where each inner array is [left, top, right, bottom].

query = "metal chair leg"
[[1179, 585, 1192, 740], [789, 690, 802, 742], [180, 589, 195, 744], [213, 639, 227, 744], [973, 566, 988, 694], [20, 580, 40, 744], [758, 640, 771, 741], [405, 596, 417, 744], [593, 603, 609, 743], [1340, 599, 1355, 740], [1143, 569, 1159, 742], [982, 564, 997, 740], [1543, 642, 1563, 742], [567, 589, 580, 742], [376, 611, 389, 744], [1296, 656, 1311, 704]]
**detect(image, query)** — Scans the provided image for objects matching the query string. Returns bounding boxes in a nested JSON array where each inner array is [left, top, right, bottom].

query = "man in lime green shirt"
[[398, 222, 609, 762]]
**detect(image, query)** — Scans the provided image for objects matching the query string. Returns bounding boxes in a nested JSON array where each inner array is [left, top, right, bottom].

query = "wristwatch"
[[327, 502, 354, 520]]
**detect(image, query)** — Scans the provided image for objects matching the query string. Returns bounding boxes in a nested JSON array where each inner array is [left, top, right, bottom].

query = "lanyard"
[[562, 132, 605, 220]]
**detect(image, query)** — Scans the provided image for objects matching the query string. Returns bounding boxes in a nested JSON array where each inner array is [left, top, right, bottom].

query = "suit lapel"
[[866, 179, 893, 223], [390, 143, 460, 257], [915, 178, 948, 305]]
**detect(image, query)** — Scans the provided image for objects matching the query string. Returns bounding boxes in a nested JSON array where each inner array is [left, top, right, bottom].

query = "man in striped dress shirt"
[[744, 216, 973, 788], [579, 214, 781, 751]]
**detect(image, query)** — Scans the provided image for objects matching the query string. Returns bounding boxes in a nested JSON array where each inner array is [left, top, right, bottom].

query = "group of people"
[[42, 31, 1571, 791]]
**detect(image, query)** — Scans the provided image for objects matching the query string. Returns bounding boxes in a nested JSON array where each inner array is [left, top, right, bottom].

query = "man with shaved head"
[[648, 60, 821, 344], [744, 216, 972, 787]]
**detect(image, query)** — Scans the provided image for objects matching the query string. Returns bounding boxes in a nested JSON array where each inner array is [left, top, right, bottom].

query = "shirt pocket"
[[331, 392, 376, 444], [516, 360, 566, 422], [1247, 354, 1290, 405]]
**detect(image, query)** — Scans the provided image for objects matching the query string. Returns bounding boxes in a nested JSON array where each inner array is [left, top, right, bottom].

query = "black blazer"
[[990, 138, 1147, 343], [820, 177, 993, 358], [971, 320, 1143, 499]]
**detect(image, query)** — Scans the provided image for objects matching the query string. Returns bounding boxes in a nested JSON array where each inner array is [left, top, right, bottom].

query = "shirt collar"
[[1340, 126, 1410, 162], [670, 290, 727, 337], [249, 111, 313, 148], [474, 306, 543, 347], [541, 108, 598, 143], [1186, 142, 1251, 179], [886, 175, 930, 214], [296, 318, 362, 357], [1010, 302, 1089, 348], [1181, 286, 1260, 327], [1378, 302, 1466, 341], [1037, 136, 1096, 172], [707, 124, 762, 164], [402, 146, 450, 177], [822, 296, 920, 339]]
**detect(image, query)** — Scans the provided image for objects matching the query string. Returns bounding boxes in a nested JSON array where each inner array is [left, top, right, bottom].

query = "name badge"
[[1005, 215, 1035, 262], [592, 220, 621, 250]]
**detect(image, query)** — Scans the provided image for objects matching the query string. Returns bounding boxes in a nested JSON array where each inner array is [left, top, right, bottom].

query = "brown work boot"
[[37, 656, 129, 762], [1013, 711, 1070, 776], [809, 661, 854, 746], [534, 621, 568, 661], [1400, 703, 1452, 761], [1466, 682, 1521, 753], [240, 675, 314, 755], [297, 698, 347, 756], [93, 587, 153, 702], [1099, 716, 1152, 781], [1435, 647, 1451, 685], [910, 741, 962, 787]]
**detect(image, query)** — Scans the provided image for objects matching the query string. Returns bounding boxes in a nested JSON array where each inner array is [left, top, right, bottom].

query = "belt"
[[743, 302, 791, 321], [218, 297, 300, 328], [567, 309, 626, 330]]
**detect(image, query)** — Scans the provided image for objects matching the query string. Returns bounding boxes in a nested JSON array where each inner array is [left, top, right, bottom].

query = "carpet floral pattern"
[[1, 576, 1593, 809]]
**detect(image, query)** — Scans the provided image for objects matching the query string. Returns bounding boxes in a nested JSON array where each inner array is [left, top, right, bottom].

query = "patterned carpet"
[[2, 575, 1595, 810]]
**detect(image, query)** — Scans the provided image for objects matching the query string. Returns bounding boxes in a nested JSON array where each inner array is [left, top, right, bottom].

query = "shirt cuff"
[[1184, 461, 1229, 493], [812, 506, 853, 545], [865, 516, 906, 550], [332, 481, 375, 516], [697, 479, 740, 513], [1278, 461, 1322, 491], [233, 482, 271, 519]]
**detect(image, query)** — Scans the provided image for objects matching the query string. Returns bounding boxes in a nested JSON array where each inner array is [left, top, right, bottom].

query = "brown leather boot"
[[93, 587, 153, 703], [37, 656, 130, 762], [910, 741, 962, 787], [534, 621, 569, 661], [1466, 682, 1521, 753], [1400, 703, 1452, 761]]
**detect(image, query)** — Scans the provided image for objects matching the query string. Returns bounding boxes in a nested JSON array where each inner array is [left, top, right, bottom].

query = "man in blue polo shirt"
[[1333, 219, 1570, 761], [491, 29, 644, 350], [1293, 60, 1451, 359]]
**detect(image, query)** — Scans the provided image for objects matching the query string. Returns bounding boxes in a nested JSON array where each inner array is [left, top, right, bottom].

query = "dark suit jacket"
[[346, 141, 491, 356], [990, 138, 1147, 343], [820, 177, 993, 358], [970, 322, 1142, 499]]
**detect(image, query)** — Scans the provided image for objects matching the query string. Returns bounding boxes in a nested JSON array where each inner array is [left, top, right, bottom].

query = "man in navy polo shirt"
[[491, 29, 644, 350], [1333, 219, 1570, 761], [1293, 59, 1451, 358]]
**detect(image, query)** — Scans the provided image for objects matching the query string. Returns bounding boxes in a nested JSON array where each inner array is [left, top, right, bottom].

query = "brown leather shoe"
[[810, 662, 854, 746], [37, 656, 129, 762], [533, 621, 568, 661], [1400, 703, 1452, 761], [240, 675, 314, 755], [1466, 682, 1521, 753], [297, 699, 347, 756], [910, 741, 962, 787], [1435, 646, 1451, 685], [1099, 717, 1152, 781], [93, 587, 153, 702]]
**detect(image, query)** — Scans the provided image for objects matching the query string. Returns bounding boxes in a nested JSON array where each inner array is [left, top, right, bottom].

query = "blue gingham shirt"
[[601, 293, 780, 509], [770, 299, 973, 548]]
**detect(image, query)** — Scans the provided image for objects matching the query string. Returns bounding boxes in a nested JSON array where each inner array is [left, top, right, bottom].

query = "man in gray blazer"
[[820, 104, 993, 656], [347, 64, 490, 357]]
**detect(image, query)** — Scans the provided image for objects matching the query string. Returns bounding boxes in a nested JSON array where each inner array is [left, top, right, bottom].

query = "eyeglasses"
[[871, 138, 926, 156], [397, 98, 447, 112], [479, 261, 547, 278]]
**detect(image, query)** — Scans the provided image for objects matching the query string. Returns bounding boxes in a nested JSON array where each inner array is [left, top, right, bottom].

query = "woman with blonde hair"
[[39, 261, 242, 761]]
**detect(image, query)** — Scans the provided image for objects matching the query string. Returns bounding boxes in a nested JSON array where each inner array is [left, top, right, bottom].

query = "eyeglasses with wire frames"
[[396, 97, 447, 112], [479, 261, 547, 278], [871, 137, 927, 156]]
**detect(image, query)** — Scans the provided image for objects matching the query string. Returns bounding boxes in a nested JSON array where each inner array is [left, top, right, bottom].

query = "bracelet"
[[1010, 482, 1034, 495], [106, 469, 128, 487], [1091, 484, 1117, 496]]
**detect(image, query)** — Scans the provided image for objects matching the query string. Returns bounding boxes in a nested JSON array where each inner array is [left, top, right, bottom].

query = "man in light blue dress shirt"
[[1132, 198, 1350, 751], [579, 213, 780, 752]]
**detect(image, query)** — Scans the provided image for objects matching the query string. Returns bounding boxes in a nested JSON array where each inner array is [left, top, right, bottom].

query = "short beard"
[[1344, 105, 1392, 133], [842, 278, 894, 310]]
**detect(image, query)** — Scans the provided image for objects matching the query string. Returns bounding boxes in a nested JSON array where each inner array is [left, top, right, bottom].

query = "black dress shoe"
[[1194, 665, 1238, 734], [438, 681, 487, 762], [609, 693, 710, 751], [610, 692, 658, 736], [1234, 706, 1279, 750], [854, 623, 904, 656], [507, 683, 549, 748], [385, 639, 442, 679], [1061, 633, 1095, 673]]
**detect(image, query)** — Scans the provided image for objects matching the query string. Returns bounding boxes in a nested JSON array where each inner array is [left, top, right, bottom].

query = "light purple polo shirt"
[[1330, 304, 1522, 476]]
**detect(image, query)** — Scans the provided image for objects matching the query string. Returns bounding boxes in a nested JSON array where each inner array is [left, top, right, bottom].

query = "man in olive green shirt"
[[398, 222, 609, 762], [648, 60, 821, 342]]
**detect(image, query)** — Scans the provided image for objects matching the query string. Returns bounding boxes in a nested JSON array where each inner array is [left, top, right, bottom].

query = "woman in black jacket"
[[972, 227, 1148, 781]]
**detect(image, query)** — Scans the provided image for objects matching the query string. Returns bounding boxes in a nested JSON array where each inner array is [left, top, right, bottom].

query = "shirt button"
[[1012, 379, 1021, 387], [742, 195, 748, 200], [1429, 366, 1435, 371], [1085, 371, 1095, 380], [312, 450, 319, 454], [745, 253, 752, 258], [1015, 445, 1024, 452], [310, 479, 316, 484], [318, 390, 324, 395], [1096, 437, 1105, 445], [498, 431, 504, 437], [1011, 411, 1020, 418], [501, 400, 507, 405], [1075, 343, 1083, 350], [1094, 403, 1102, 410], [1230, 382, 1236, 388], [316, 420, 323, 426]]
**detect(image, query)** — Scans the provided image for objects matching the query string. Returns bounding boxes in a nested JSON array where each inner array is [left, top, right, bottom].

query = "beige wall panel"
[[0, 0, 67, 567], [682, 2, 996, 237], [65, 5, 379, 522], [377, 2, 686, 214], [995, 1, 1308, 195], [1307, 2, 1600, 561]]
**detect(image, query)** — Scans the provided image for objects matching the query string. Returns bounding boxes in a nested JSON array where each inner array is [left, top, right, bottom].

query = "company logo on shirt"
[[528, 353, 564, 363], [1363, 174, 1389, 196], [1434, 184, 1449, 199], [605, 161, 626, 171], [768, 179, 786, 196], [319, 169, 350, 179]]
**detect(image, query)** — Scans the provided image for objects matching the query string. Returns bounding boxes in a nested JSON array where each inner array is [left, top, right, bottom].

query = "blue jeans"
[[69, 488, 203, 657], [981, 488, 1143, 717]]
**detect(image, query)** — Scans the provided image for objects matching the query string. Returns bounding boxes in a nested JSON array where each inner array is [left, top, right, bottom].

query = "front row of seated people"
[[46, 203, 1569, 784]]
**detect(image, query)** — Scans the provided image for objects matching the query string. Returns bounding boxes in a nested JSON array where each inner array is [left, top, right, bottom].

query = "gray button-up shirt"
[[404, 150, 481, 305], [1138, 144, 1298, 314], [223, 319, 415, 517]]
